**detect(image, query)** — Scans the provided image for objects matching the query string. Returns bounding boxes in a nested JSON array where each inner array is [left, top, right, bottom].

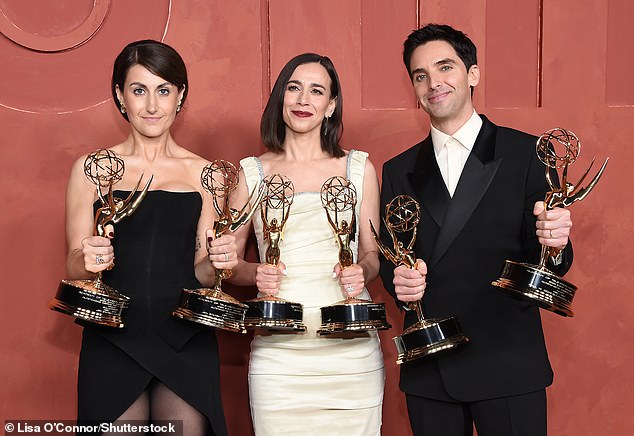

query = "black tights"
[[103, 379, 207, 436]]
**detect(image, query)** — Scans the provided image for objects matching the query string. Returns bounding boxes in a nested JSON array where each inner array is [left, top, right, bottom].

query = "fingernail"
[[281, 269, 288, 276], [331, 272, 337, 279]]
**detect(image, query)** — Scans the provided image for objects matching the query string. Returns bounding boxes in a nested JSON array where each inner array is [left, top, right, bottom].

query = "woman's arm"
[[65, 155, 114, 279], [224, 167, 259, 286]]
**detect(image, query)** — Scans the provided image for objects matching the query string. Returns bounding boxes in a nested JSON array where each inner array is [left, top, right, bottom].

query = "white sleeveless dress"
[[240, 150, 385, 436]]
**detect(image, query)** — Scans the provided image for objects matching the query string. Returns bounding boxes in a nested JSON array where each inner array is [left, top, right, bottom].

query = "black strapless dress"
[[77, 191, 226, 436]]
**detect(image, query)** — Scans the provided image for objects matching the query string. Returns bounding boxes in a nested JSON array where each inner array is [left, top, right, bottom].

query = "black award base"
[[244, 296, 306, 332], [317, 299, 392, 336], [492, 260, 577, 317], [49, 279, 130, 328], [172, 288, 248, 333], [393, 316, 469, 364]]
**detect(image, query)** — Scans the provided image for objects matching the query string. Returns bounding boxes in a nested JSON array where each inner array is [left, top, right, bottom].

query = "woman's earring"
[[323, 115, 329, 136], [119, 102, 126, 114], [176, 101, 182, 113]]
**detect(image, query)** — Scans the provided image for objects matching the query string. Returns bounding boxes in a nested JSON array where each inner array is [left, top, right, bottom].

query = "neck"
[[282, 130, 329, 162], [125, 131, 176, 162], [431, 106, 474, 136]]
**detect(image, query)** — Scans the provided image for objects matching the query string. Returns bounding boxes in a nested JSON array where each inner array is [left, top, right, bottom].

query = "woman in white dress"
[[230, 53, 385, 435]]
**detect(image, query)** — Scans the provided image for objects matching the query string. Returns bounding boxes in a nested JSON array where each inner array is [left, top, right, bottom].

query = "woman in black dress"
[[65, 40, 234, 435]]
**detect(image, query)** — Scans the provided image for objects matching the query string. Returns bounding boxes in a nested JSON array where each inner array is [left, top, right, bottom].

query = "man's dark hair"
[[403, 24, 478, 75]]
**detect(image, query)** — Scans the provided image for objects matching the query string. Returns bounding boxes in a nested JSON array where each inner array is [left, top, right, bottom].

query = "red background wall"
[[1, 1, 631, 434]]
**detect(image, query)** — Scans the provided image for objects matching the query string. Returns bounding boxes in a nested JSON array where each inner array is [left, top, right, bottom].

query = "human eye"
[[414, 73, 427, 82], [132, 87, 145, 95], [286, 84, 300, 92], [310, 88, 324, 95], [158, 87, 171, 96], [440, 64, 453, 72]]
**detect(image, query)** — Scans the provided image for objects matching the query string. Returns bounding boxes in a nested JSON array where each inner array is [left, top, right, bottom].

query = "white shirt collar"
[[431, 110, 483, 155]]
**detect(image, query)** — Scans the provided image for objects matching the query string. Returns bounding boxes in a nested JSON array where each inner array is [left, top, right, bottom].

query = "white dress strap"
[[239, 156, 264, 193], [345, 149, 368, 248]]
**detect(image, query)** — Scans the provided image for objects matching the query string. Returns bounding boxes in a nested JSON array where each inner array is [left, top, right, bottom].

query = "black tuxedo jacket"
[[379, 115, 573, 402]]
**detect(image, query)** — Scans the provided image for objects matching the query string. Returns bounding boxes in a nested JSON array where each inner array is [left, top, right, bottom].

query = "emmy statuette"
[[49, 149, 153, 328], [492, 128, 608, 316], [172, 160, 264, 333], [244, 174, 306, 332], [370, 195, 468, 364], [317, 176, 392, 336]]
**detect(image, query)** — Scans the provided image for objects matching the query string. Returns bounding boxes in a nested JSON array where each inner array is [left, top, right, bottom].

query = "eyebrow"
[[287, 79, 326, 90], [128, 82, 173, 89], [410, 58, 458, 77]]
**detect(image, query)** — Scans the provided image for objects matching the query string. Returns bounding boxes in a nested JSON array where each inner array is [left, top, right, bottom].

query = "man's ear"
[[468, 65, 480, 88]]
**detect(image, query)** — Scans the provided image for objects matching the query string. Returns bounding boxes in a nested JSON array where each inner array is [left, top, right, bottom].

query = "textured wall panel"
[[484, 0, 541, 108], [361, 0, 417, 109], [606, 0, 634, 106], [0, 2, 632, 435], [267, 0, 361, 107], [0, 0, 170, 113]]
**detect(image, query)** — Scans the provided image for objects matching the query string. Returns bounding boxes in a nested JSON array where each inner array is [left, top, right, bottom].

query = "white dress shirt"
[[431, 111, 483, 197]]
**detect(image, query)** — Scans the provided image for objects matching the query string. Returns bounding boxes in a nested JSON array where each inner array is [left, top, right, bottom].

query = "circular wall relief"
[[0, 0, 171, 113], [0, 0, 110, 52]]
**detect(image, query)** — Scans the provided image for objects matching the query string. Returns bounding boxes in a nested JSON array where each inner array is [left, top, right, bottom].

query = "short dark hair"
[[403, 24, 477, 75], [111, 40, 188, 121], [261, 53, 344, 158]]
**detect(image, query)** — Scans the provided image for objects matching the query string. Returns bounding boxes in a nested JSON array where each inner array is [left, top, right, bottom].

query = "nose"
[[427, 72, 441, 90], [297, 89, 308, 106], [145, 93, 158, 113]]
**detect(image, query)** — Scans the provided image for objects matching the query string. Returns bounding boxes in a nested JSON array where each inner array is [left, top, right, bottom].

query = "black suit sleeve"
[[378, 163, 408, 311]]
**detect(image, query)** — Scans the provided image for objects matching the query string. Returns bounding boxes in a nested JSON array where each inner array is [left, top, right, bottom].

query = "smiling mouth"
[[291, 110, 313, 117], [427, 91, 450, 103]]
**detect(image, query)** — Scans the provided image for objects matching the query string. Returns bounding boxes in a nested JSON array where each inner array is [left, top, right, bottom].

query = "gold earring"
[[119, 102, 126, 114]]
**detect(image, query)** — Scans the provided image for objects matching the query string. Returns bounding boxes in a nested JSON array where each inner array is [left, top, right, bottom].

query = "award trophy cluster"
[[49, 149, 153, 328], [371, 195, 468, 364], [492, 128, 608, 316], [317, 176, 391, 336], [172, 160, 263, 333], [244, 174, 307, 332]]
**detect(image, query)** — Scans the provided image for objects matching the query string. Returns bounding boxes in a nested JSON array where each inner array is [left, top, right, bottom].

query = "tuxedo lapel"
[[428, 116, 502, 270], [406, 135, 450, 229]]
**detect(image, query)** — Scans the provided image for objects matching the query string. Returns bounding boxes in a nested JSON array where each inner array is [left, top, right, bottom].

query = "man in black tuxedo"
[[378, 24, 574, 436]]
